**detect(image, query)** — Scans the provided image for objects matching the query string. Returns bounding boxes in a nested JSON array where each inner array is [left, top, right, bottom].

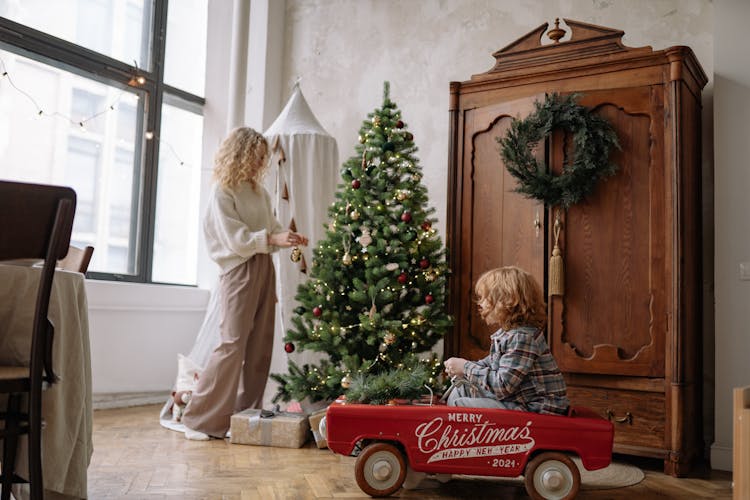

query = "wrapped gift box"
[[308, 408, 328, 449], [229, 409, 309, 448]]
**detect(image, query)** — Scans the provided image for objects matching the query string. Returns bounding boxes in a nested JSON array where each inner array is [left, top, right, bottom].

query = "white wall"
[[711, 0, 750, 472], [86, 280, 209, 393], [280, 0, 713, 238]]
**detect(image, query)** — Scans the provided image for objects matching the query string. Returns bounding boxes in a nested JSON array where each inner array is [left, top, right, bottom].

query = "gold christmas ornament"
[[350, 210, 360, 221], [290, 246, 302, 262], [342, 252, 352, 265], [396, 190, 407, 201], [384, 332, 396, 345], [358, 228, 373, 247], [341, 375, 352, 388]]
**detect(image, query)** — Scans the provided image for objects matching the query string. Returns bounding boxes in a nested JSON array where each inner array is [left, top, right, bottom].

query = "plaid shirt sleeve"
[[471, 353, 492, 368], [463, 330, 539, 399]]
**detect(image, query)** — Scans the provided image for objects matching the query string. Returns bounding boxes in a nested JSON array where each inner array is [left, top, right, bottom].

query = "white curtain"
[[262, 85, 339, 407]]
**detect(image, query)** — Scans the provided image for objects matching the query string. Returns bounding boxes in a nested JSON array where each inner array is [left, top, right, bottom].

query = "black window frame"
[[0, 0, 205, 284]]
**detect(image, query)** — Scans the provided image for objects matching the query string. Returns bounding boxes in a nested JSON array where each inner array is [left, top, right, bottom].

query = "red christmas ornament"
[[401, 211, 412, 223], [284, 342, 295, 353], [313, 306, 322, 317], [419, 258, 430, 269], [421, 221, 432, 231], [396, 120, 404, 129], [425, 294, 434, 304], [397, 272, 408, 284], [351, 179, 361, 189]]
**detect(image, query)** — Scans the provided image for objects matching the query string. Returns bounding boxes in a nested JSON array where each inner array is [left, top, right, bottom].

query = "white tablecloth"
[[0, 263, 93, 499]]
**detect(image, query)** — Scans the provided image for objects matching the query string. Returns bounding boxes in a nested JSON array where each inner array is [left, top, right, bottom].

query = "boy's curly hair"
[[475, 266, 546, 330], [213, 127, 269, 191]]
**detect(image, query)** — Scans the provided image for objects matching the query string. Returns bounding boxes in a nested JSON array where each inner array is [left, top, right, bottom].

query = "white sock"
[[184, 427, 210, 441]]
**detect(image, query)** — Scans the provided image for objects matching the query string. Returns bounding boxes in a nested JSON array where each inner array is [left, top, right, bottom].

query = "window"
[[0, 1, 207, 285]]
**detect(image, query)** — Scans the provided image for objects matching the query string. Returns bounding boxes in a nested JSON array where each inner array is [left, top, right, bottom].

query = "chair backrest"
[[0, 180, 76, 386], [58, 245, 95, 274]]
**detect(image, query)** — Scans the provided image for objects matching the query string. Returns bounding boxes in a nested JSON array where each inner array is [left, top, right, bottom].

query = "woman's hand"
[[444, 357, 468, 378], [269, 231, 308, 248]]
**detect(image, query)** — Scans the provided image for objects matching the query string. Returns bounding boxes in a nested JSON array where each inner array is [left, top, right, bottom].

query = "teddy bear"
[[171, 354, 202, 422], [171, 390, 193, 422]]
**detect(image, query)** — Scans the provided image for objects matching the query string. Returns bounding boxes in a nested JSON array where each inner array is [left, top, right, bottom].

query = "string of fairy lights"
[[0, 56, 187, 167]]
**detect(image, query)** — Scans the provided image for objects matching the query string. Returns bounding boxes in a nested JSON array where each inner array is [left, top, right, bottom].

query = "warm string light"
[[1, 56, 130, 129], [143, 130, 187, 166], [0, 56, 188, 168]]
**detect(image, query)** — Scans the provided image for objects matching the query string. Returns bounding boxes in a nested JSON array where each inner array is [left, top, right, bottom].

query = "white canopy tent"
[[262, 84, 339, 406], [160, 86, 338, 429]]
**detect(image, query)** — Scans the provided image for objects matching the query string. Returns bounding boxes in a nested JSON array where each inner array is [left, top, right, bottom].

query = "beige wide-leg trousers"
[[182, 254, 276, 437]]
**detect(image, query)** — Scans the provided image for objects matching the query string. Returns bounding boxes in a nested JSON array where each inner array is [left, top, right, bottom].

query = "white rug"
[[406, 458, 644, 491], [574, 458, 645, 490]]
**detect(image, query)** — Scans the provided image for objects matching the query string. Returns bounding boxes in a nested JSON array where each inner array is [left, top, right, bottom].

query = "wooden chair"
[[734, 386, 750, 500], [58, 245, 94, 274], [0, 180, 76, 500]]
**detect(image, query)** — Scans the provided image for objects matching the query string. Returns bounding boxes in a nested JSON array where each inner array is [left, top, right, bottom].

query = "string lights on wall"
[[0, 56, 187, 167]]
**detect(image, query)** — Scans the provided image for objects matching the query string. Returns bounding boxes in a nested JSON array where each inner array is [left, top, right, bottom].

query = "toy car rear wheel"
[[524, 452, 581, 500], [355, 442, 407, 497]]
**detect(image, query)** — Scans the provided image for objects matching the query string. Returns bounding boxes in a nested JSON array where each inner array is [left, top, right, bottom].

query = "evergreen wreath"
[[498, 93, 620, 208]]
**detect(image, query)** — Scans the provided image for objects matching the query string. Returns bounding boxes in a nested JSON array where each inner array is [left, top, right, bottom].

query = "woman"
[[182, 127, 308, 440]]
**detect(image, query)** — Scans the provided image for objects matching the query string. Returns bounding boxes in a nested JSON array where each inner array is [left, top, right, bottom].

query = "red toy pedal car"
[[324, 401, 614, 499]]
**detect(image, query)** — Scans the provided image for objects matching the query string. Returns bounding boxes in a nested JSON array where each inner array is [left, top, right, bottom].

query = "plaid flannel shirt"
[[463, 326, 570, 415]]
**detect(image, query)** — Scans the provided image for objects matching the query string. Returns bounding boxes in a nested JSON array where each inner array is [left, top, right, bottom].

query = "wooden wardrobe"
[[445, 19, 707, 476]]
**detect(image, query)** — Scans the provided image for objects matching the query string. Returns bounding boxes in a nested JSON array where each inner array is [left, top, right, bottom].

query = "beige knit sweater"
[[202, 181, 283, 274]]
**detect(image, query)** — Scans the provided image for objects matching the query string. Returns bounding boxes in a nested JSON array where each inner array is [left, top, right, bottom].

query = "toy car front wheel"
[[524, 452, 581, 500], [355, 442, 407, 497]]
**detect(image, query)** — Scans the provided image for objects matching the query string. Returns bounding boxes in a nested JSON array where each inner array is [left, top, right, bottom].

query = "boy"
[[443, 266, 569, 415]]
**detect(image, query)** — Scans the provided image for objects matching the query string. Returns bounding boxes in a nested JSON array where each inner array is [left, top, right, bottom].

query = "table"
[[0, 263, 93, 499]]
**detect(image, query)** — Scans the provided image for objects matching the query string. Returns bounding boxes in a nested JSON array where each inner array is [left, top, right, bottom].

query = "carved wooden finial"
[[547, 18, 566, 43]]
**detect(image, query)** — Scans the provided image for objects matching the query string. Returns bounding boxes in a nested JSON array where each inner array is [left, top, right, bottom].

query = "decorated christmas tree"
[[272, 82, 452, 405]]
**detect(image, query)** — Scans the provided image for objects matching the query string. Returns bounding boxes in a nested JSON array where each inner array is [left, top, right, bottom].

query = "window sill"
[[85, 279, 210, 313]]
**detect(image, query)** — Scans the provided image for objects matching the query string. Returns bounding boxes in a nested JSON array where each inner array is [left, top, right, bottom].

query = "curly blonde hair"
[[475, 266, 547, 330], [213, 127, 269, 191]]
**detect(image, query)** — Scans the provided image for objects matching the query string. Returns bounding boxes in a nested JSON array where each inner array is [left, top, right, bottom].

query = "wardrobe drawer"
[[567, 386, 665, 449]]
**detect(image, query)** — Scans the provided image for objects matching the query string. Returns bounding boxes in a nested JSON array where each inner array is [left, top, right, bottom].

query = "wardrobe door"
[[455, 96, 545, 361], [548, 86, 667, 377]]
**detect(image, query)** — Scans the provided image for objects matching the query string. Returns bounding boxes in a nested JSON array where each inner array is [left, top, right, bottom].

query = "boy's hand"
[[444, 357, 468, 377]]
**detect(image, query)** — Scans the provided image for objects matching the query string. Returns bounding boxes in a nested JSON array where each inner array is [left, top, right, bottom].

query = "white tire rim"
[[363, 450, 402, 491], [532, 459, 575, 500]]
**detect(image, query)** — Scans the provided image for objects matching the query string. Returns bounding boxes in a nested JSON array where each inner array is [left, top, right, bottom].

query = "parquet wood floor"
[[88, 404, 732, 499]]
